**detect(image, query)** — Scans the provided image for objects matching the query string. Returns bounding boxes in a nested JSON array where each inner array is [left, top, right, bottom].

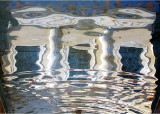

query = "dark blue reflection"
[[68, 47, 90, 87], [15, 46, 40, 72], [118, 74, 139, 79], [119, 47, 143, 74], [0, 1, 19, 51], [151, 1, 160, 113], [68, 47, 91, 69]]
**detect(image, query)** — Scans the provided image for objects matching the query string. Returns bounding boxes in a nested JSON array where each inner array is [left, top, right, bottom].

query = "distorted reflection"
[[0, 1, 19, 112], [0, 1, 159, 113], [119, 47, 143, 74], [150, 1, 160, 112]]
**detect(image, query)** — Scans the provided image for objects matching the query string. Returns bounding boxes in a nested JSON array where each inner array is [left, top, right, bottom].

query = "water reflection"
[[0, 1, 19, 52], [0, 1, 19, 112], [150, 2, 160, 112], [0, 1, 158, 113]]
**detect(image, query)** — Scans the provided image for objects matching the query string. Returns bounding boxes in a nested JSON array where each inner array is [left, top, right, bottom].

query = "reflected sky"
[[0, 1, 158, 113]]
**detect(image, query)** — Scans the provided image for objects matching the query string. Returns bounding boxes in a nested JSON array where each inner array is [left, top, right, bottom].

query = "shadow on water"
[[150, 1, 160, 112], [0, 0, 160, 113], [0, 1, 19, 113]]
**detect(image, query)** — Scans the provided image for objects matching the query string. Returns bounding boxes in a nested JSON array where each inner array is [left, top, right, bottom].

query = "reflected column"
[[95, 29, 114, 77], [47, 28, 69, 80]]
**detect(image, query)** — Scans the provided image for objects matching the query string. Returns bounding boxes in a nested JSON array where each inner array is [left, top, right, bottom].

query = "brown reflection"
[[0, 54, 5, 113], [75, 110, 82, 114]]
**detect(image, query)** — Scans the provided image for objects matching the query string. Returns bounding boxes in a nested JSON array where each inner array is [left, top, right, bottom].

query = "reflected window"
[[15, 46, 40, 72], [68, 47, 91, 69], [119, 47, 143, 74], [68, 47, 90, 86]]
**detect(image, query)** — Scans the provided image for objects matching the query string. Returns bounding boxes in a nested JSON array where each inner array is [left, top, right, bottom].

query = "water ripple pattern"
[[0, 2, 157, 114]]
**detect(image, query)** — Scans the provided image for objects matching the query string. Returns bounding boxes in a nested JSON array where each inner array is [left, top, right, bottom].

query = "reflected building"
[[112, 28, 155, 75], [5, 6, 156, 77], [0, 6, 157, 113]]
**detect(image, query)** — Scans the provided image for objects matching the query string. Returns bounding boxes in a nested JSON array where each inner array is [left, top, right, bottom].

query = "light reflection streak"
[[47, 29, 57, 73]]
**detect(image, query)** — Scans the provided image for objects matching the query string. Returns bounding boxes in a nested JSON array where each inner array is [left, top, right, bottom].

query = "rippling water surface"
[[0, 1, 158, 113]]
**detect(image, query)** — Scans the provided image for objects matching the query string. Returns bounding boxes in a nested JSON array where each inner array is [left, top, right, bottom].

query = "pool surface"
[[0, 1, 158, 113]]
